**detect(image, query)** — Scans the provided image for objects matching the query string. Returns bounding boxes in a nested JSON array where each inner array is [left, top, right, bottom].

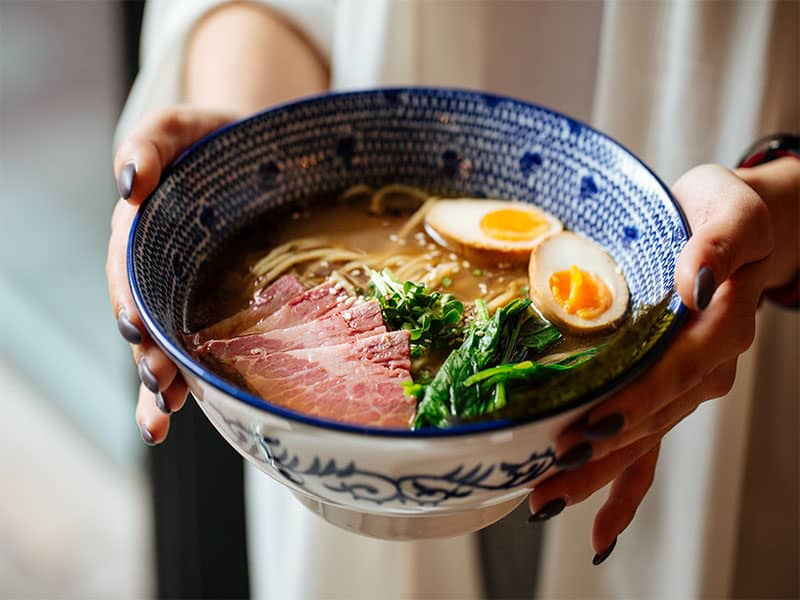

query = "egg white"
[[528, 232, 629, 335], [424, 199, 563, 263]]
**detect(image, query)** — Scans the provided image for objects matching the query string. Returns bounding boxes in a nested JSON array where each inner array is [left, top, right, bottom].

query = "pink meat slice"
[[241, 280, 352, 335], [198, 299, 386, 362], [228, 330, 416, 428], [189, 274, 306, 345]]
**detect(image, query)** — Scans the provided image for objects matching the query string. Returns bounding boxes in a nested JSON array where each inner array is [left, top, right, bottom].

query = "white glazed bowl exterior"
[[183, 365, 599, 536]]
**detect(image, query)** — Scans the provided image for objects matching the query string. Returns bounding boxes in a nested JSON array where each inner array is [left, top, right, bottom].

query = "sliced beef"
[[199, 300, 385, 362], [187, 276, 416, 428], [189, 274, 306, 345], [240, 280, 352, 335], [226, 330, 416, 428]]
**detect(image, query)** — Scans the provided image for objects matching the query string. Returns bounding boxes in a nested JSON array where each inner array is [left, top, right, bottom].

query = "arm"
[[108, 3, 329, 444], [184, 2, 328, 114]]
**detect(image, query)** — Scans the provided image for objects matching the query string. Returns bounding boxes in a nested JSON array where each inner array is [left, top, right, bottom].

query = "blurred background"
[[2, 4, 249, 596], [0, 1, 150, 595]]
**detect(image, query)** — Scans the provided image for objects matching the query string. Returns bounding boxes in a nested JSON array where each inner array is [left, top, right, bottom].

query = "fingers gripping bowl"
[[128, 88, 689, 539]]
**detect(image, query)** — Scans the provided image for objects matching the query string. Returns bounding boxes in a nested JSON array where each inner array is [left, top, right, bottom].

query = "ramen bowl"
[[128, 88, 689, 540]]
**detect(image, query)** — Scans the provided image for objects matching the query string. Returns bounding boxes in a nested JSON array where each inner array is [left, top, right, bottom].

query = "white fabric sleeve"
[[114, 0, 333, 146]]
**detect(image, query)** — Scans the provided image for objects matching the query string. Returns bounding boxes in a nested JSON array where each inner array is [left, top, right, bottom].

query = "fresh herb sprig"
[[367, 269, 464, 358]]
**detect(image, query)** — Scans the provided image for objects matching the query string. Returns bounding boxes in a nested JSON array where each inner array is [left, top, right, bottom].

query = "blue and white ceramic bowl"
[[129, 88, 689, 539]]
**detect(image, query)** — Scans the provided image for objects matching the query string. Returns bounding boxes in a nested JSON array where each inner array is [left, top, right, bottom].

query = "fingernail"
[[117, 309, 143, 344], [592, 537, 617, 566], [155, 391, 171, 415], [584, 413, 625, 440], [138, 358, 159, 394], [528, 497, 566, 523], [140, 422, 156, 446], [693, 265, 715, 310], [118, 162, 136, 200], [555, 442, 593, 471]]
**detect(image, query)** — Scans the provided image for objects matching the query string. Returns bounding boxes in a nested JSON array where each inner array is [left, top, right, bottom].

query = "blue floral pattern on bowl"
[[256, 434, 554, 507]]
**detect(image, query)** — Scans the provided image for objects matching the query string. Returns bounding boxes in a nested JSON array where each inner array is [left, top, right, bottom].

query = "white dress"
[[117, 1, 799, 598]]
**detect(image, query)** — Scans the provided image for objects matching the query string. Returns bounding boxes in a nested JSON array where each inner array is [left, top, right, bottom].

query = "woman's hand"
[[107, 106, 238, 445], [528, 158, 800, 564], [108, 2, 328, 446]]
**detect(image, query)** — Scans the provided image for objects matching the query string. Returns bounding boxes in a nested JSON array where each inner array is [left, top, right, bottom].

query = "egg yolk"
[[549, 265, 613, 319], [479, 208, 550, 242]]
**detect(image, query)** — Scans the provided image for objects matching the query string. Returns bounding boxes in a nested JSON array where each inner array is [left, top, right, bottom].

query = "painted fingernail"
[[138, 358, 159, 394], [584, 413, 625, 440], [140, 422, 156, 446], [118, 162, 136, 200], [117, 309, 143, 344], [555, 442, 593, 471], [528, 497, 566, 523], [592, 537, 617, 566], [155, 391, 171, 415], [694, 265, 715, 310]]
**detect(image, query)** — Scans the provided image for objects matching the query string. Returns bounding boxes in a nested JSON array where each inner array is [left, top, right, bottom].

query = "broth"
[[191, 200, 529, 330]]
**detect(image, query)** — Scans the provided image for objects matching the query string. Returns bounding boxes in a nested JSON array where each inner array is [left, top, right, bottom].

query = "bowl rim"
[[128, 86, 690, 439]]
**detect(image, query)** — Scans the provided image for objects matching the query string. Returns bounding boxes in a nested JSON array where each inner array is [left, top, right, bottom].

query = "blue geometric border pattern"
[[255, 434, 555, 507]]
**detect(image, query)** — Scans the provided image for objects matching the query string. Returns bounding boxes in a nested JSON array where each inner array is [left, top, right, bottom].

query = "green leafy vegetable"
[[412, 299, 502, 428], [494, 295, 676, 421], [367, 269, 464, 358], [402, 380, 428, 400], [519, 322, 562, 353], [412, 298, 566, 428], [462, 347, 600, 388]]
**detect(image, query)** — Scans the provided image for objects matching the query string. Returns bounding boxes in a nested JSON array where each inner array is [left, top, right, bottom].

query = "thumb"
[[672, 164, 774, 310]]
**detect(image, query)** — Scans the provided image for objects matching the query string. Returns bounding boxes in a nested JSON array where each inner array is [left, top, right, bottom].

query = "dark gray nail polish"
[[528, 497, 566, 523], [118, 162, 136, 200], [140, 423, 155, 446], [155, 391, 171, 415], [555, 442, 593, 471], [117, 309, 142, 344], [584, 413, 625, 440], [694, 265, 715, 310], [592, 537, 617, 566], [138, 358, 159, 394]]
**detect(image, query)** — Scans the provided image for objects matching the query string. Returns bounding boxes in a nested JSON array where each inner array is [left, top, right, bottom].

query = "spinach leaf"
[[519, 322, 562, 353], [413, 298, 537, 428], [497, 305, 561, 364], [463, 347, 600, 389], [495, 295, 676, 421], [367, 269, 464, 358]]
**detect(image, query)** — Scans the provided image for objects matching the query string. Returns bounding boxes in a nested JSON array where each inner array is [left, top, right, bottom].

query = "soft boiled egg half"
[[529, 232, 630, 335], [425, 199, 563, 262]]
